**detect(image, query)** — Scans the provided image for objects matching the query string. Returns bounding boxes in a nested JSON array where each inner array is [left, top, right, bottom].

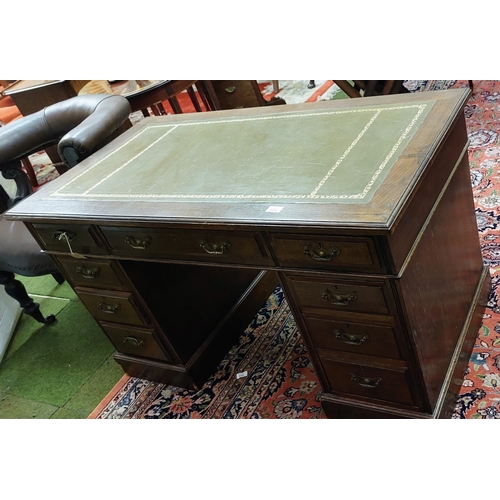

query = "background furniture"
[[333, 80, 409, 98], [0, 94, 132, 324], [79, 80, 221, 116], [2, 80, 93, 178], [6, 88, 488, 419], [2, 80, 91, 115], [273, 80, 316, 92], [209, 80, 285, 109]]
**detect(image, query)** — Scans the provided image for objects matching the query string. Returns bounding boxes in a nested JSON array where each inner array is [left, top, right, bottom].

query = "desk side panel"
[[397, 154, 485, 408], [386, 111, 469, 273]]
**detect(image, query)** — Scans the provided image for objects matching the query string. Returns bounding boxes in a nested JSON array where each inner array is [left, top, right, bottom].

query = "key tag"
[[57, 232, 87, 259]]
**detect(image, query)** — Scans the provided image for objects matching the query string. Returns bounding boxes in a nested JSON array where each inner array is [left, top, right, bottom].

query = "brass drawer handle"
[[199, 240, 231, 255], [122, 336, 145, 347], [322, 289, 357, 306], [350, 373, 382, 389], [97, 302, 120, 314], [303, 243, 340, 262], [334, 330, 369, 345], [76, 266, 100, 279], [125, 236, 152, 250]]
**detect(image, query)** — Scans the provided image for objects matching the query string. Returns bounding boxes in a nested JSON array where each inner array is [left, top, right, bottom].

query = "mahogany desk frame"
[[6, 88, 489, 419]]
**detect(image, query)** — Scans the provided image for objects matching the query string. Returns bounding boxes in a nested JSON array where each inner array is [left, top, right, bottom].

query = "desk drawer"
[[304, 315, 401, 359], [269, 233, 382, 272], [320, 355, 414, 406], [57, 257, 128, 290], [100, 322, 172, 362], [76, 288, 149, 326], [32, 223, 105, 255], [100, 226, 272, 266], [286, 275, 390, 315]]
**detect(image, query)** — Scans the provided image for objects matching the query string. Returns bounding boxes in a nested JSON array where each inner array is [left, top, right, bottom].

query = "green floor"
[[0, 275, 124, 419]]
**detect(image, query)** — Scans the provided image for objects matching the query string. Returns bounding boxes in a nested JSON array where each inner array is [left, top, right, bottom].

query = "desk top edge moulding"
[[6, 88, 470, 232], [5, 87, 489, 419]]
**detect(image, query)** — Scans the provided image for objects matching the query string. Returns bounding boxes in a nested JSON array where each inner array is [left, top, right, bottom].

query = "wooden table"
[[6, 88, 489, 419], [2, 80, 90, 115], [3, 79, 220, 116], [79, 80, 221, 116]]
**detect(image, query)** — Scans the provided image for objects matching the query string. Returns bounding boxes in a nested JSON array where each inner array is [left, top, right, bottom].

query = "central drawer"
[[99, 226, 272, 266]]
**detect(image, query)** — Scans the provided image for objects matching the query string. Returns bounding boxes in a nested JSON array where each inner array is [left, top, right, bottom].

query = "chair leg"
[[20, 157, 39, 188], [187, 86, 202, 112], [0, 271, 56, 324], [52, 272, 65, 285]]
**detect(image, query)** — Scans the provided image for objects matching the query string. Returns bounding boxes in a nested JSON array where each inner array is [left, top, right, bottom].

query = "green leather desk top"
[[53, 101, 433, 203], [6, 88, 471, 230]]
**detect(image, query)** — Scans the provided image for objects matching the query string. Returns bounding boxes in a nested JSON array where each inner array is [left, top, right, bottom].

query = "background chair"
[[0, 93, 132, 324]]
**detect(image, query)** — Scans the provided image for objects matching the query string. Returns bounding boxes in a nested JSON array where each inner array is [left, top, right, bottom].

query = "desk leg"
[[45, 145, 68, 175]]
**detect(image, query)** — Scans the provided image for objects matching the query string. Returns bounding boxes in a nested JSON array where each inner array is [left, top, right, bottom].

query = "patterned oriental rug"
[[57, 79, 499, 419]]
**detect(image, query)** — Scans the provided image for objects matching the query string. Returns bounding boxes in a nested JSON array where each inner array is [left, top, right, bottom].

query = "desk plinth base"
[[320, 265, 491, 419], [114, 270, 279, 390]]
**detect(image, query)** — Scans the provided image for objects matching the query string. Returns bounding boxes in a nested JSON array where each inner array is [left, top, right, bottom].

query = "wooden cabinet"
[[7, 88, 489, 418]]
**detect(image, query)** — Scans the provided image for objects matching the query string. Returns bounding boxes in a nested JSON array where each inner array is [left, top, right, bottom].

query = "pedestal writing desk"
[[6, 88, 490, 419]]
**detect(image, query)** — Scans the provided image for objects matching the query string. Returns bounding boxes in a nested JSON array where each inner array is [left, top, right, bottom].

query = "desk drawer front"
[[100, 227, 272, 265], [100, 322, 172, 362], [76, 289, 149, 326], [320, 356, 414, 406], [270, 233, 382, 272], [57, 257, 127, 290], [286, 276, 390, 315], [304, 315, 401, 359], [32, 223, 105, 255]]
